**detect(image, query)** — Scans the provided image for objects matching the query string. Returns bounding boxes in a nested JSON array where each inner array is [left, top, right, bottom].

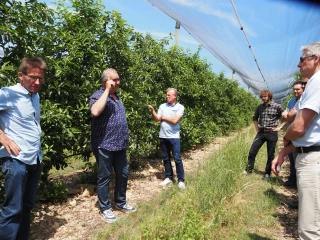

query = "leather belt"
[[296, 146, 320, 153], [259, 129, 273, 133]]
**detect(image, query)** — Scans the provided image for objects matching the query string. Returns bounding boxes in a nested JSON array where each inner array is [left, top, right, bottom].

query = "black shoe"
[[283, 180, 297, 188], [287, 200, 299, 209]]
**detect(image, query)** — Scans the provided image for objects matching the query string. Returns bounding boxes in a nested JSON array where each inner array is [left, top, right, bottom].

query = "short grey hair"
[[101, 68, 117, 82], [300, 42, 320, 57], [167, 88, 178, 96]]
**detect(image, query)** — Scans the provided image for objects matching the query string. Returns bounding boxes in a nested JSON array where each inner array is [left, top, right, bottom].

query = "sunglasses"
[[300, 55, 315, 63]]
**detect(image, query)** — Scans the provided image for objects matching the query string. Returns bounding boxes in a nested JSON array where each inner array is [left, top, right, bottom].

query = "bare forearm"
[[284, 109, 317, 140], [151, 110, 161, 122], [161, 115, 181, 125]]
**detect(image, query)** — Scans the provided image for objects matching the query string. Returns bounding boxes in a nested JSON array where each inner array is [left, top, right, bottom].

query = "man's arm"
[[147, 105, 162, 122], [253, 120, 259, 132], [286, 108, 297, 122], [271, 142, 296, 176], [284, 108, 317, 141], [90, 88, 110, 117], [274, 120, 287, 131], [161, 115, 182, 125], [91, 78, 116, 117], [0, 129, 20, 155]]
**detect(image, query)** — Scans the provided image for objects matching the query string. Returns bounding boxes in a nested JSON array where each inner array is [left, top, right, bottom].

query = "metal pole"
[[174, 21, 181, 46]]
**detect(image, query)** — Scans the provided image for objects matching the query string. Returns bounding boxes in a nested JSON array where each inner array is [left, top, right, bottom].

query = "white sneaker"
[[100, 209, 116, 223], [178, 182, 186, 190], [264, 174, 270, 181], [159, 178, 173, 186]]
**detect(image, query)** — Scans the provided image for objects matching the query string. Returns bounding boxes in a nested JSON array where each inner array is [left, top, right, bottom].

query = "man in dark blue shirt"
[[244, 90, 284, 181], [89, 68, 136, 223]]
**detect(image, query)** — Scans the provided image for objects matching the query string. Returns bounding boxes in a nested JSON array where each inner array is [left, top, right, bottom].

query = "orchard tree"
[[0, 0, 260, 193]]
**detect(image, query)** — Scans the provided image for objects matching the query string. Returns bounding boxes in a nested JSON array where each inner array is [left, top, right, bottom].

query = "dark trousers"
[[93, 148, 128, 211], [160, 138, 185, 182], [246, 131, 278, 175], [287, 152, 297, 184]]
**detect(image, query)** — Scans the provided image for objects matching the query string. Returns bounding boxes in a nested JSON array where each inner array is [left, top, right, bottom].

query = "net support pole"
[[174, 21, 181, 46]]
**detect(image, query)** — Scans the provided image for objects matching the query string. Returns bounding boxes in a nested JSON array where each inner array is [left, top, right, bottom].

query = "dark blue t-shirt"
[[89, 88, 129, 151]]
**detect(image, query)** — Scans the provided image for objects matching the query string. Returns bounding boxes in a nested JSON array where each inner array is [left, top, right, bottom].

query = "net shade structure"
[[146, 0, 320, 103]]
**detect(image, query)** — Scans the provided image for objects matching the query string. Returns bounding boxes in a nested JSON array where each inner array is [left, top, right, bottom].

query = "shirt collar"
[[166, 101, 177, 107], [14, 83, 32, 96]]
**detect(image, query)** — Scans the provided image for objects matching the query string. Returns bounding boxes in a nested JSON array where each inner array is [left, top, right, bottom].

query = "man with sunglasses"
[[0, 57, 47, 240], [272, 42, 320, 239], [244, 90, 284, 181]]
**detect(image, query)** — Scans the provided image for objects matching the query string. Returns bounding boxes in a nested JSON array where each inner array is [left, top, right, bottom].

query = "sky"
[[101, 0, 233, 78], [39, 0, 233, 80], [5, 0, 319, 100]]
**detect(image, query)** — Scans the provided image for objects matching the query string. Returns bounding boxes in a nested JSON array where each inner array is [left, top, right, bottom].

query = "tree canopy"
[[0, 0, 260, 184]]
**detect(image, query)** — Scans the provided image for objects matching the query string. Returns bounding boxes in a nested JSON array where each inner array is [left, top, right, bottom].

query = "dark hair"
[[259, 90, 272, 100], [293, 80, 307, 90], [19, 57, 47, 74]]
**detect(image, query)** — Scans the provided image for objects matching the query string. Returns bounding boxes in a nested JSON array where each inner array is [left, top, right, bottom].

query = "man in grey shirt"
[[148, 88, 186, 189]]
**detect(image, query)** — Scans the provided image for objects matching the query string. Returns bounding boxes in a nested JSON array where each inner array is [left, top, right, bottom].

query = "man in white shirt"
[[272, 42, 320, 239], [147, 88, 186, 189]]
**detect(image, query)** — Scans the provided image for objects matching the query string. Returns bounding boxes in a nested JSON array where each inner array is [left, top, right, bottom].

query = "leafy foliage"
[[37, 180, 68, 203], [0, 0, 259, 202]]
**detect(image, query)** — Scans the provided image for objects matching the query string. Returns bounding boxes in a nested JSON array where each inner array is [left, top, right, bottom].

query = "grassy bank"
[[91, 125, 284, 240]]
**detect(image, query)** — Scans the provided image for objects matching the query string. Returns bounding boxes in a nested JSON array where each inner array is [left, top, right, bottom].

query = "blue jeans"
[[0, 157, 41, 240], [93, 148, 128, 211], [160, 138, 185, 182], [246, 132, 278, 175]]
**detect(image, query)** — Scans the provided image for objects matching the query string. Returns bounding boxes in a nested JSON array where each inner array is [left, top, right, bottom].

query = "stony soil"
[[30, 132, 298, 240]]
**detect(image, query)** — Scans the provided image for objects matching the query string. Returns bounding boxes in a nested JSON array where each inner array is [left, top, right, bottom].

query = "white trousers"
[[296, 152, 320, 240]]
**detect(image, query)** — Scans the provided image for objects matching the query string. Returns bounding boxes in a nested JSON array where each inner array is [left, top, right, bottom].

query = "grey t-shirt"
[[158, 102, 184, 138]]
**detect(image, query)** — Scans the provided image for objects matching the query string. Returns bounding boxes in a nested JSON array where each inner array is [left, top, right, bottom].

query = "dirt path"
[[30, 132, 298, 240]]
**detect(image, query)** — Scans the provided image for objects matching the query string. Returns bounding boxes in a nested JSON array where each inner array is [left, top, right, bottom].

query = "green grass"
[[90, 125, 284, 240], [49, 156, 95, 178]]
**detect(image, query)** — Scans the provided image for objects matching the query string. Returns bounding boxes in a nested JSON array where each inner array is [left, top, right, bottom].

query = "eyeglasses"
[[300, 55, 315, 63], [23, 73, 44, 82]]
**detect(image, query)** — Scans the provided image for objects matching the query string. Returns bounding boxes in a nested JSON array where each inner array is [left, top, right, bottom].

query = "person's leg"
[[169, 138, 185, 182], [296, 152, 320, 239], [17, 159, 42, 240], [160, 138, 174, 180], [0, 158, 28, 240], [94, 149, 113, 211], [265, 132, 278, 175], [246, 133, 265, 173], [113, 149, 128, 208], [286, 152, 297, 186]]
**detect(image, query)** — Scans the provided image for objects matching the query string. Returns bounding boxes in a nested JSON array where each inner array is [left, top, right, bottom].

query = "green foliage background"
[[0, 0, 260, 196]]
